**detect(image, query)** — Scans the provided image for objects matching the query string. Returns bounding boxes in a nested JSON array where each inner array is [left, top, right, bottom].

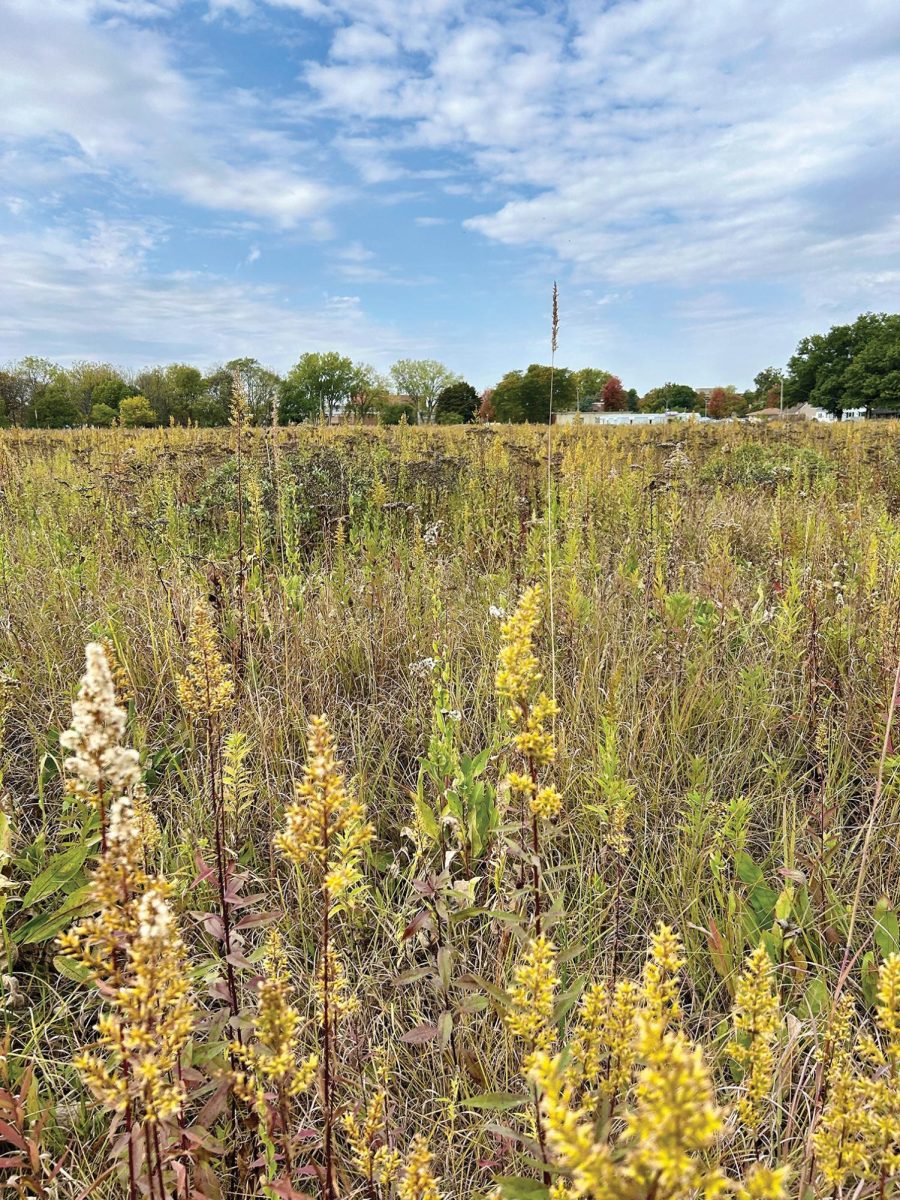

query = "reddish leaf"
[[400, 1024, 439, 1045]]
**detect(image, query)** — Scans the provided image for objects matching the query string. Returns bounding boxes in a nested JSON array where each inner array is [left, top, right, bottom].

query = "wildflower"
[[735, 1164, 789, 1199], [505, 936, 558, 1052], [531, 785, 563, 820], [604, 978, 641, 1103], [489, 604, 506, 620], [528, 1053, 616, 1196], [496, 585, 543, 718], [74, 885, 195, 1124], [276, 715, 373, 909], [398, 1135, 440, 1200], [234, 929, 318, 1104], [176, 601, 234, 721], [568, 982, 608, 1087], [60, 643, 141, 838], [58, 796, 151, 985], [730, 943, 780, 1131], [315, 946, 359, 1022], [621, 1016, 726, 1199], [343, 1088, 400, 1184], [640, 924, 685, 1034]]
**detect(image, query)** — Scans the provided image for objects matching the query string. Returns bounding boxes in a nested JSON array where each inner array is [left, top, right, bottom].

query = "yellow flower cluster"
[[275, 715, 373, 908], [504, 935, 559, 1052], [815, 954, 900, 1188], [641, 923, 686, 1031], [176, 601, 234, 721], [75, 885, 195, 1124], [233, 929, 318, 1103], [397, 1135, 441, 1200], [342, 1088, 401, 1185], [496, 585, 542, 717], [730, 943, 780, 1131], [315, 945, 359, 1023], [58, 795, 151, 986], [496, 585, 561, 820], [622, 1016, 725, 1198], [532, 1003, 787, 1200]]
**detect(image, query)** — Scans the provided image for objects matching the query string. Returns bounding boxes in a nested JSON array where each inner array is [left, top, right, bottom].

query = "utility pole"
[[780, 377, 784, 412]]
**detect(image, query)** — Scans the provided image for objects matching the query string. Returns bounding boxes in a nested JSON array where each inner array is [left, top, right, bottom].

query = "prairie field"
[[3, 420, 900, 1200]]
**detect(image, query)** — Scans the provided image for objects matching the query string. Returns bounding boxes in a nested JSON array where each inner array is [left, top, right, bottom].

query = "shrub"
[[119, 395, 158, 427]]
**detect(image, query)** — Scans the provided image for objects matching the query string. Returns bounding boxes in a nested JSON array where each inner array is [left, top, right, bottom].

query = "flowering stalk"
[[177, 600, 238, 1022], [60, 642, 141, 853], [496, 585, 561, 936], [275, 715, 373, 1200]]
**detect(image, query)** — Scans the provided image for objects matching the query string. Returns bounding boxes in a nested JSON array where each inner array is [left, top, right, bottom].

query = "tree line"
[[1, 312, 896, 428]]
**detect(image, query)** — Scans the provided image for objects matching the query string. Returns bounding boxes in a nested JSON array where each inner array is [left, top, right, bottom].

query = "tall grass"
[[0, 419, 899, 1199]]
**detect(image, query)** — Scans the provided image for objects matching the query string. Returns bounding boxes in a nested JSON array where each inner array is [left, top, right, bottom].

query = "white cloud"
[[1, 0, 335, 226], [296, 0, 900, 302], [0, 222, 410, 370]]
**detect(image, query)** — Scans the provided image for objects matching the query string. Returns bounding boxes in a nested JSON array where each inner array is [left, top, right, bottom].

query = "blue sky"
[[2, 0, 900, 392]]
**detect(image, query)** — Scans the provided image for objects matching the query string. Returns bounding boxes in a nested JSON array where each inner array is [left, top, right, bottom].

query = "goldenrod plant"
[[0, 421, 896, 1200]]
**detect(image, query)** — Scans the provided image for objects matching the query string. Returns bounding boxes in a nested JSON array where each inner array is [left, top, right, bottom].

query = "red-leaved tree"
[[601, 375, 627, 412]]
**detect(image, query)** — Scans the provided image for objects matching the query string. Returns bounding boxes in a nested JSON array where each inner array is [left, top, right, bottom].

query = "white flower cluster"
[[60, 643, 140, 798]]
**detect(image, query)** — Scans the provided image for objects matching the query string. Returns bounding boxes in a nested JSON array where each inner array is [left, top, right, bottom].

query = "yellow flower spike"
[[640, 923, 686, 1031], [730, 943, 780, 1132], [496, 585, 543, 709], [622, 1018, 726, 1199], [398, 1135, 441, 1200], [505, 935, 558, 1051], [176, 600, 234, 720], [736, 1164, 789, 1200], [275, 715, 373, 909]]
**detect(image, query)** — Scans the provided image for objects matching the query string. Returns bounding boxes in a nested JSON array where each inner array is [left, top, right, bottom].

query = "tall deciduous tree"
[[389, 359, 460, 424], [280, 352, 373, 423], [639, 382, 698, 412], [491, 364, 575, 423], [600, 375, 627, 412], [435, 380, 479, 423], [573, 367, 612, 409], [785, 312, 900, 415]]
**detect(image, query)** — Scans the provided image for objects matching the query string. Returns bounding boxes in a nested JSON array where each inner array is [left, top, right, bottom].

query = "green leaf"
[[874, 897, 899, 959], [802, 976, 830, 1018], [53, 954, 92, 983], [553, 976, 586, 1024], [861, 950, 879, 1008], [735, 851, 764, 889], [465, 1093, 529, 1111], [493, 1176, 549, 1200], [22, 843, 89, 908], [414, 783, 440, 841], [14, 885, 93, 945]]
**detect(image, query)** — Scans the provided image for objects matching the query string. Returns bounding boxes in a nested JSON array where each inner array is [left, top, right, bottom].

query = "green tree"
[[491, 364, 575, 423], [164, 364, 205, 424], [89, 403, 118, 427], [0, 369, 29, 426], [640, 382, 698, 413], [784, 312, 900, 415], [33, 378, 81, 427], [135, 367, 172, 424], [226, 357, 281, 424], [435, 380, 479, 423], [280, 352, 371, 423], [573, 367, 612, 409], [751, 367, 783, 409], [389, 359, 460, 424], [119, 395, 157, 427], [66, 362, 131, 417]]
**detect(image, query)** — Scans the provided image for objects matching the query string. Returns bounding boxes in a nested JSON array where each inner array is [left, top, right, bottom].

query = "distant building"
[[555, 411, 707, 427]]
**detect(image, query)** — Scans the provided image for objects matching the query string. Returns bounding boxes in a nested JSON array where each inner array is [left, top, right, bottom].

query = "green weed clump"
[[0, 418, 899, 1199]]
